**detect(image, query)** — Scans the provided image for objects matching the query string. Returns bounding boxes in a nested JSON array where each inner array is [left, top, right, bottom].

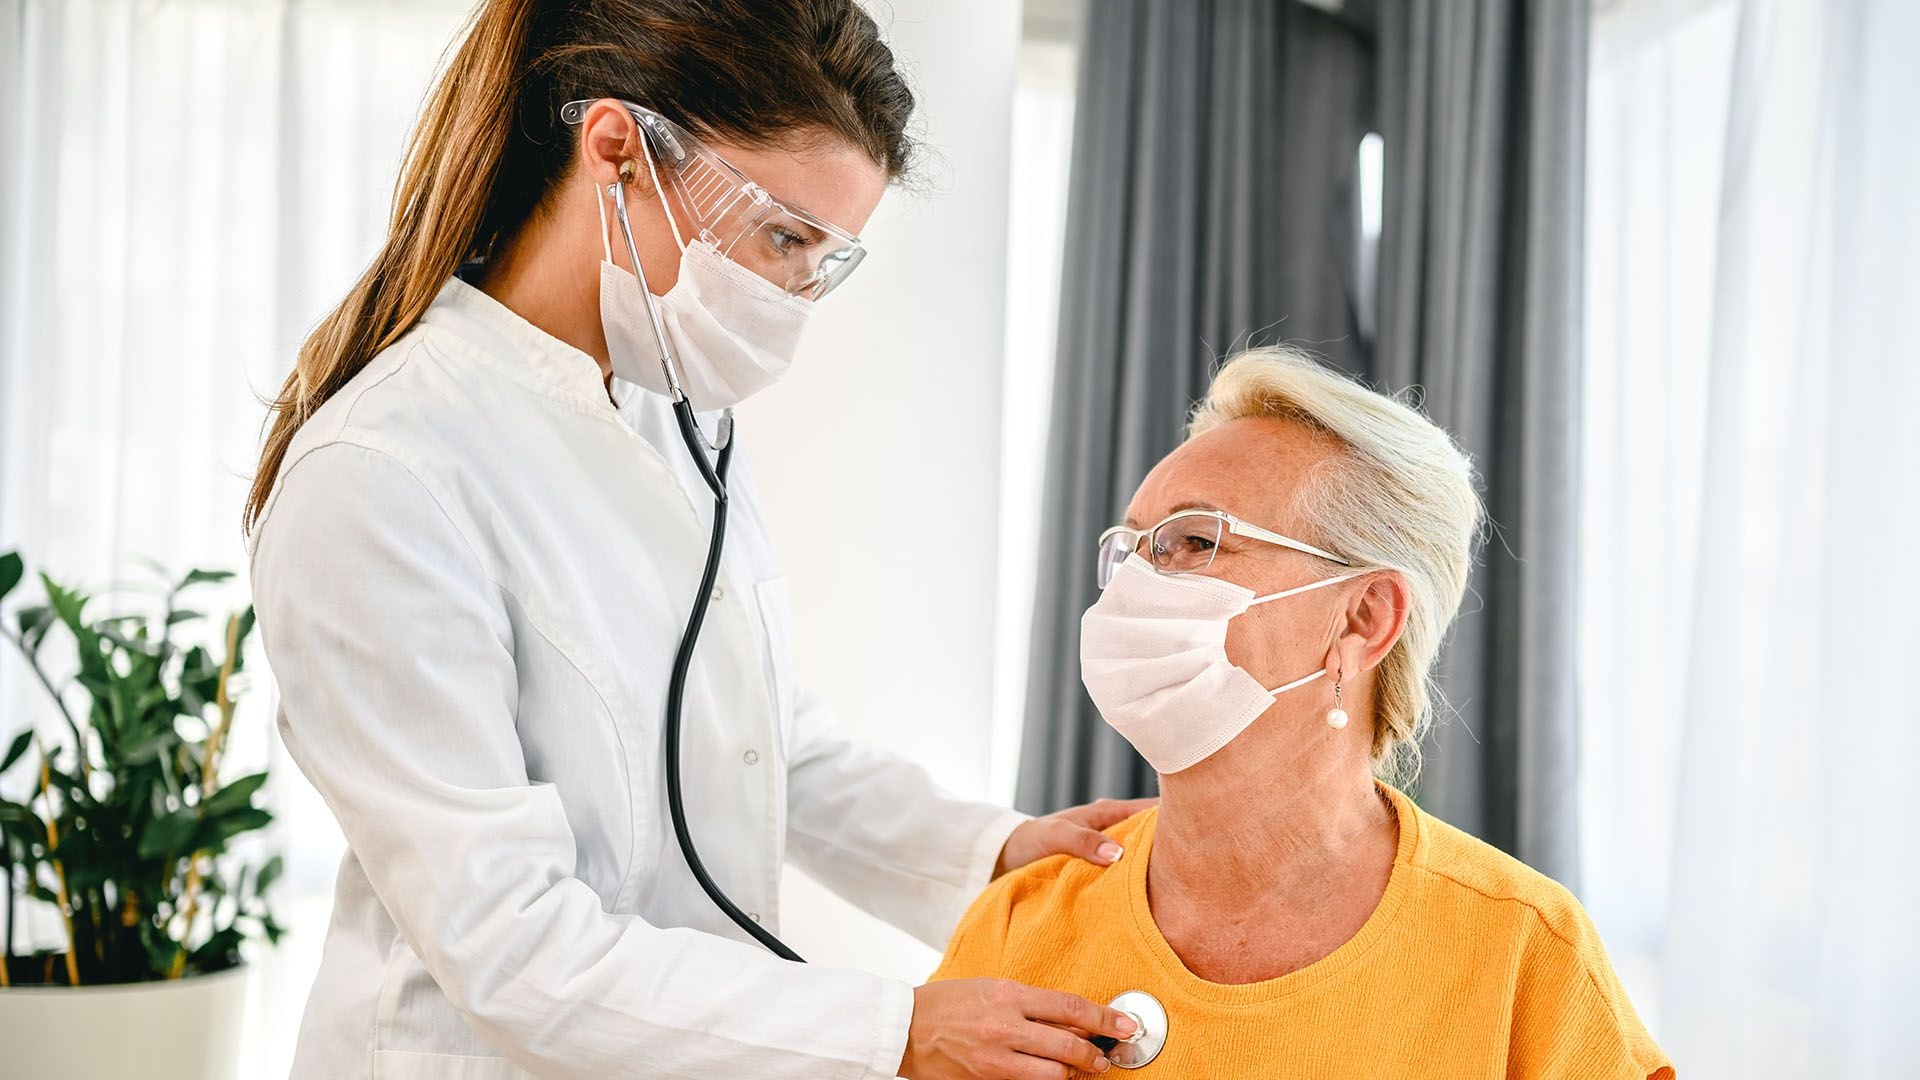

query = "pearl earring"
[[1327, 673, 1349, 730]]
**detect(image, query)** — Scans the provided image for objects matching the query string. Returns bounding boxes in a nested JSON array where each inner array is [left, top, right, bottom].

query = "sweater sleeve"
[[928, 866, 1022, 982], [1507, 910, 1674, 1079]]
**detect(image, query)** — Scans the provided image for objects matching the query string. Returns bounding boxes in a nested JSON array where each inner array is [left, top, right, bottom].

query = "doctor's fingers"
[[1017, 985, 1138, 1041], [1008, 1023, 1111, 1076]]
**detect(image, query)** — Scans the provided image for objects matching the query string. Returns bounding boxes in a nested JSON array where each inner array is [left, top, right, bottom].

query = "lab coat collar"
[[420, 276, 614, 411]]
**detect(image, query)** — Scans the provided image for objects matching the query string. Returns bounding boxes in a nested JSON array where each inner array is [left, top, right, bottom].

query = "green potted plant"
[[0, 550, 281, 1078]]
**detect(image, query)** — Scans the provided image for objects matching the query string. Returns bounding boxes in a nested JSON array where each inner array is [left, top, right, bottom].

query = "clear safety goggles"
[[1097, 509, 1351, 589], [561, 98, 867, 300]]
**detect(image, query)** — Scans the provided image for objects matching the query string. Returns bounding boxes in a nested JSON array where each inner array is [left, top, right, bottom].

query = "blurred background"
[[1, 0, 1916, 1076]]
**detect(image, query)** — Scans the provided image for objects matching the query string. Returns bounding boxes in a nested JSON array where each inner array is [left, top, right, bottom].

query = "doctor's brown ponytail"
[[244, 0, 916, 531]]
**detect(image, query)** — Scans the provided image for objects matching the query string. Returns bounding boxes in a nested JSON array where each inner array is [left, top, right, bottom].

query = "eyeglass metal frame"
[[559, 98, 868, 300], [1096, 509, 1352, 589]]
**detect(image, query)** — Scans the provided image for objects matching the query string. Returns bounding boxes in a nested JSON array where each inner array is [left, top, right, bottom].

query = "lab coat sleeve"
[[783, 687, 1028, 950], [252, 441, 912, 1080]]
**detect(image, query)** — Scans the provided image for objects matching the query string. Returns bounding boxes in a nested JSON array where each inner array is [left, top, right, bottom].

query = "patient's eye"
[[1151, 512, 1226, 572], [1172, 531, 1215, 553]]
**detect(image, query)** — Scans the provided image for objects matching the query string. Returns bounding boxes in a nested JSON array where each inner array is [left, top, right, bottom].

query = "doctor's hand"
[[899, 978, 1136, 1079], [993, 797, 1158, 879]]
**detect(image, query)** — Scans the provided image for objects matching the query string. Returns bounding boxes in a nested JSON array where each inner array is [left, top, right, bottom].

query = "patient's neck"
[[1151, 703, 1396, 934]]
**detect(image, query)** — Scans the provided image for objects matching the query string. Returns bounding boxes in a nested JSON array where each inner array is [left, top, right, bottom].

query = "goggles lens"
[[563, 99, 867, 300]]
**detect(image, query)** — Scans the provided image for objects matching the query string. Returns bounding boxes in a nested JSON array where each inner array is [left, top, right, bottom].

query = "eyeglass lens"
[[1095, 513, 1225, 588]]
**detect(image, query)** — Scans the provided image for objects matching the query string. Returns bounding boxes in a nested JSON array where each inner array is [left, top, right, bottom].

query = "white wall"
[[738, 0, 1022, 982]]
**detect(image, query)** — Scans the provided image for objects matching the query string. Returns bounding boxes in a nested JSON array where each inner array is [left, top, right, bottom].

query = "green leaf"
[[1, 730, 31, 774], [0, 551, 22, 602], [176, 568, 235, 590], [0, 799, 48, 847], [235, 605, 256, 644], [164, 609, 205, 626], [15, 605, 53, 653], [197, 806, 274, 849], [97, 624, 159, 656], [136, 808, 199, 859], [119, 726, 183, 766], [201, 772, 268, 817], [255, 854, 284, 895], [40, 572, 87, 630]]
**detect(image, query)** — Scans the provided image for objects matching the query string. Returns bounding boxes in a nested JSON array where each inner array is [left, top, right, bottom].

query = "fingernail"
[[1116, 1014, 1137, 1034], [1098, 842, 1124, 863], [1095, 1057, 1111, 1072]]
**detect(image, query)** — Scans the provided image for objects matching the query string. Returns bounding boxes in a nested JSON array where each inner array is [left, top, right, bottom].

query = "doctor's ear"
[[578, 100, 646, 187], [1337, 570, 1412, 676]]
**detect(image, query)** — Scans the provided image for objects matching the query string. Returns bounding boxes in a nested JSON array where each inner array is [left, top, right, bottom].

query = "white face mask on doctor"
[[570, 99, 869, 409], [1080, 552, 1366, 774]]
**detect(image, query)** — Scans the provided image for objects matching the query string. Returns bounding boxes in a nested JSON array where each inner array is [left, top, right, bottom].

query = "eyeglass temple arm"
[[1227, 520, 1351, 566]]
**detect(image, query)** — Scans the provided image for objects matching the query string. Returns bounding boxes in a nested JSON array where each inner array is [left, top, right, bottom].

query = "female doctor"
[[245, 1, 1145, 1077]]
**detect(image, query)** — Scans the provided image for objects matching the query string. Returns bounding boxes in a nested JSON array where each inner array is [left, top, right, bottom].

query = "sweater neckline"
[[1121, 780, 1421, 1007]]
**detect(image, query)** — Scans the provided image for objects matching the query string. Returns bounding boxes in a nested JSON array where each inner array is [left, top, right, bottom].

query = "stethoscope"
[[611, 179, 1175, 1061], [610, 177, 803, 962], [1093, 990, 1171, 1069]]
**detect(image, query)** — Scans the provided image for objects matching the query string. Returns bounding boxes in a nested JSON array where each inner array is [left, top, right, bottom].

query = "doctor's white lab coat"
[[250, 277, 1026, 1079]]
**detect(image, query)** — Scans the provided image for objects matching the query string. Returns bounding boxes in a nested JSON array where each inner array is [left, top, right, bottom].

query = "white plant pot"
[[0, 964, 248, 1079]]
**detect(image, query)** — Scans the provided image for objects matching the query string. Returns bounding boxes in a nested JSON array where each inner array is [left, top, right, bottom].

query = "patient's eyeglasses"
[[560, 98, 868, 300], [1096, 509, 1351, 589]]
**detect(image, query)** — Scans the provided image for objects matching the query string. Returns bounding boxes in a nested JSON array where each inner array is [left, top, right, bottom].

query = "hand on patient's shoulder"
[[993, 797, 1158, 879]]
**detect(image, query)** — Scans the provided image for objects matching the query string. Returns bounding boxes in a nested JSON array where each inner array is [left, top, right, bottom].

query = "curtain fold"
[[1018, 0, 1376, 813], [1584, 0, 1920, 1070], [1371, 0, 1588, 884]]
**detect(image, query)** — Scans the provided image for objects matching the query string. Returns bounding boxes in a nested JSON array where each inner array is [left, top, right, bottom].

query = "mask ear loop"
[[596, 165, 618, 263], [605, 157, 733, 450], [635, 118, 693, 253], [1247, 570, 1367, 696], [605, 160, 687, 404], [1246, 569, 1367, 607]]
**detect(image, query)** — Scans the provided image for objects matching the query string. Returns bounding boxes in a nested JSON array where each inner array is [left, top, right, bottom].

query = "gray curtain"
[[1371, 0, 1587, 884], [1018, 0, 1588, 887], [1017, 0, 1375, 811]]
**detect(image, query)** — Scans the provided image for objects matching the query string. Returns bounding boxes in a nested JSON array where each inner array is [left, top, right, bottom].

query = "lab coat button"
[[749, 911, 762, 924], [742, 748, 759, 765], [711, 584, 726, 602]]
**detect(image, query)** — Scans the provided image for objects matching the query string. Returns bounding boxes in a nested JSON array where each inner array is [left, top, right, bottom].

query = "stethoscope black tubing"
[[662, 396, 807, 963]]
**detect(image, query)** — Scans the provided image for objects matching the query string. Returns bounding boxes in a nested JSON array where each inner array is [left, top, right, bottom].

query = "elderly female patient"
[[934, 348, 1671, 1078]]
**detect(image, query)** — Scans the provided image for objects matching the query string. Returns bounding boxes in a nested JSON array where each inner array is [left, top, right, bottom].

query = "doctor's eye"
[[768, 225, 816, 254]]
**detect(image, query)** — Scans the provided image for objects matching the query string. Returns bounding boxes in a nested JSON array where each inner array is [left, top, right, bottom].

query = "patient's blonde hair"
[[1187, 346, 1483, 783]]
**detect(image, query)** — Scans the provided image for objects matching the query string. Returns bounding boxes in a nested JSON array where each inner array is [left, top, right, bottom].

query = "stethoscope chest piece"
[[1104, 989, 1168, 1068]]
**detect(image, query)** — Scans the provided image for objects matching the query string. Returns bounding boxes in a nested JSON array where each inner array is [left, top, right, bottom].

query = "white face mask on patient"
[[1079, 553, 1364, 774]]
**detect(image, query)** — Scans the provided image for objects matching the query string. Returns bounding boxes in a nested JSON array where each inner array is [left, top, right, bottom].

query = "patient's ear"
[[1335, 570, 1411, 677]]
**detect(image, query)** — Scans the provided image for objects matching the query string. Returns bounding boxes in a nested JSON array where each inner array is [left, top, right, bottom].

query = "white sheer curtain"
[[0, 0, 466, 1071], [1582, 0, 1920, 1075]]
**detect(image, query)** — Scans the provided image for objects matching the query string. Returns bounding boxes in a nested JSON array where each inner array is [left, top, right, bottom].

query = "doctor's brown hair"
[[244, 0, 915, 531]]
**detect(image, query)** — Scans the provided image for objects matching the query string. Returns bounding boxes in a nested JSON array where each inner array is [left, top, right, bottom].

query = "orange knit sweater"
[[932, 784, 1672, 1078]]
